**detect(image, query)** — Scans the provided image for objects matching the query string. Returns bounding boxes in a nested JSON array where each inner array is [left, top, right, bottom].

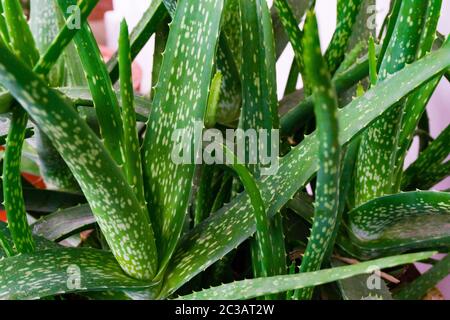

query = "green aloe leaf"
[[402, 124, 450, 190], [280, 47, 371, 135], [107, 0, 168, 84], [56, 0, 124, 165], [394, 254, 450, 300], [141, 0, 225, 276], [0, 248, 153, 300], [224, 144, 274, 278], [164, 0, 242, 127], [119, 20, 145, 208], [0, 1, 10, 46], [271, 0, 309, 59], [0, 41, 158, 280], [31, 204, 94, 242], [0, 185, 85, 213], [343, 191, 450, 257], [393, 0, 443, 189], [2, 0, 40, 254], [0, 221, 59, 258], [273, 0, 306, 90], [159, 41, 450, 298], [30, 0, 85, 192], [295, 11, 341, 300], [238, 0, 285, 285], [354, 0, 429, 206], [324, 0, 363, 75], [176, 252, 434, 300]]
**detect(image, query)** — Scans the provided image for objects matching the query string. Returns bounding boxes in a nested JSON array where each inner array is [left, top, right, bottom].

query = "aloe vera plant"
[[0, 0, 448, 301]]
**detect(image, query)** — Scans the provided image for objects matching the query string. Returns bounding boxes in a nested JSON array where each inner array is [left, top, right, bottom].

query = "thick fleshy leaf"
[[0, 248, 153, 300], [271, 0, 308, 59], [342, 191, 450, 258], [273, 0, 306, 89], [119, 21, 145, 207], [324, 0, 363, 75], [56, 0, 124, 165], [2, 0, 40, 254], [141, 0, 225, 275], [394, 0, 443, 188], [0, 42, 158, 280], [354, 0, 429, 206], [295, 11, 341, 300], [159, 43, 450, 297], [175, 252, 434, 300]]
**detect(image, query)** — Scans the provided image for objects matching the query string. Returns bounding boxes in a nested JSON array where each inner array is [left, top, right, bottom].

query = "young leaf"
[[271, 0, 309, 59], [56, 0, 125, 165], [223, 145, 274, 278], [324, 0, 364, 75], [274, 0, 306, 90], [238, 0, 284, 284], [141, 0, 225, 276], [0, 42, 158, 280], [107, 0, 168, 84], [204, 72, 222, 129], [3, 106, 35, 254], [176, 252, 435, 300], [294, 11, 341, 300], [119, 20, 145, 208], [159, 42, 450, 297], [2, 0, 40, 254]]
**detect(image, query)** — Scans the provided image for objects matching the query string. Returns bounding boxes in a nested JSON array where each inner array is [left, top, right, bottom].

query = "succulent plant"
[[0, 0, 448, 300]]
